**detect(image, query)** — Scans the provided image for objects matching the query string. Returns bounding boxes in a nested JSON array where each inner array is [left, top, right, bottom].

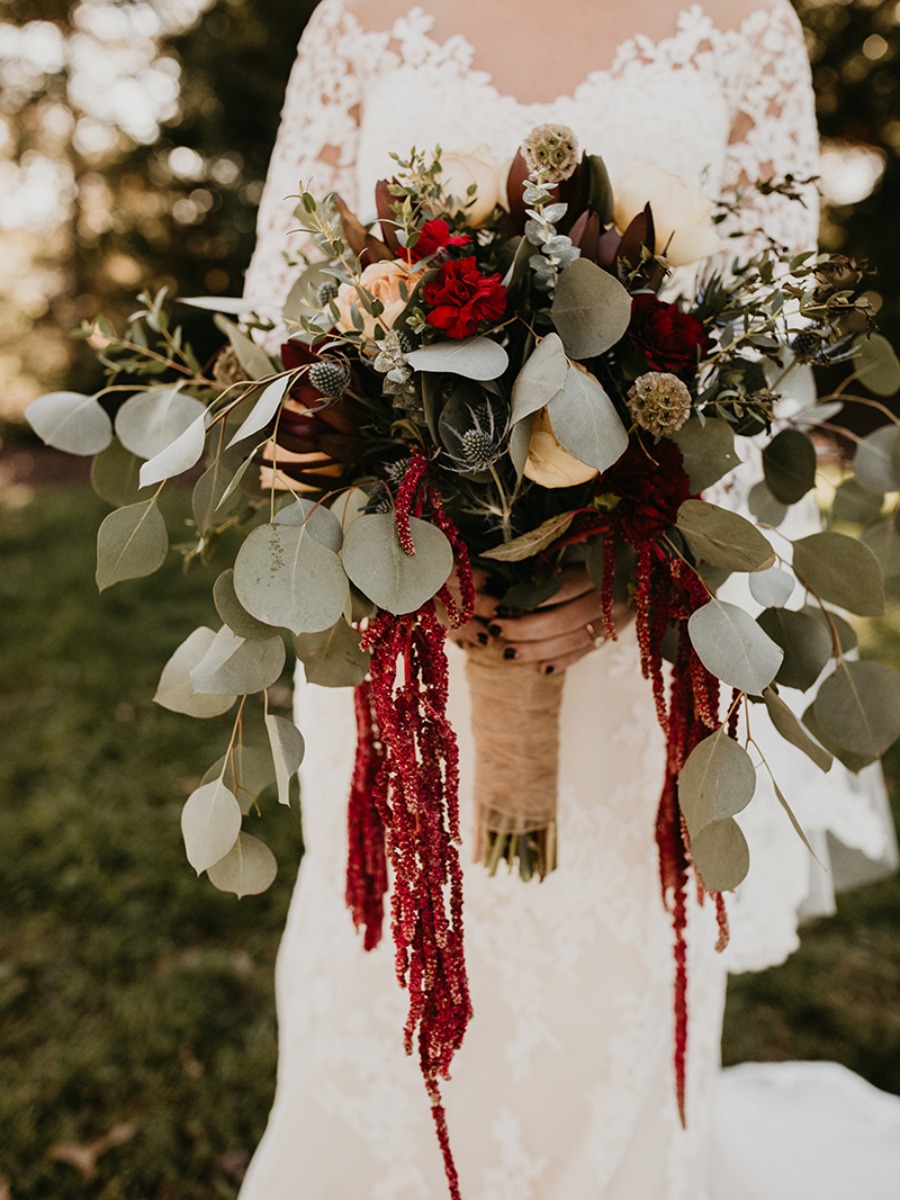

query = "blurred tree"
[[0, 0, 896, 415]]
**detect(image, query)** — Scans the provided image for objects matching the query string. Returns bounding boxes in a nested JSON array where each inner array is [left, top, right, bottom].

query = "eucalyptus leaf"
[[202, 745, 277, 814], [678, 728, 757, 838], [213, 569, 279, 641], [792, 531, 884, 617], [749, 566, 794, 608], [96, 500, 168, 591], [274, 496, 343, 550], [181, 780, 242, 875], [757, 607, 834, 692], [762, 428, 817, 505], [294, 618, 371, 688], [265, 714, 306, 807], [688, 599, 783, 695], [854, 332, 900, 397], [153, 627, 237, 718], [762, 686, 833, 773], [690, 818, 750, 893], [862, 518, 900, 580], [190, 626, 286, 695], [207, 832, 278, 898], [214, 313, 276, 380], [800, 605, 858, 654], [792, 401, 845, 428], [510, 333, 568, 424], [91, 441, 151, 507], [676, 500, 775, 573], [329, 487, 370, 534], [546, 365, 628, 473], [180, 295, 253, 315], [671, 418, 739, 493], [747, 481, 788, 528], [406, 337, 509, 381], [509, 414, 535, 479], [832, 478, 885, 526], [233, 522, 349, 634], [26, 390, 113, 456], [215, 452, 260, 510], [803, 702, 878, 772], [481, 512, 579, 562], [139, 411, 209, 486], [115, 388, 206, 460], [550, 257, 632, 359], [812, 660, 900, 759], [226, 374, 291, 448], [192, 455, 244, 535], [768, 771, 818, 859], [341, 514, 453, 615], [853, 426, 900, 495]]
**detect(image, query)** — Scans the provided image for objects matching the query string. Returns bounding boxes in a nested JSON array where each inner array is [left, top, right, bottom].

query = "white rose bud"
[[611, 161, 724, 267], [441, 146, 507, 226], [523, 407, 599, 489]]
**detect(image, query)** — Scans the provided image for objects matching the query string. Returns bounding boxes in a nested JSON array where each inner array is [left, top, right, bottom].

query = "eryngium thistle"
[[521, 124, 580, 184], [309, 359, 351, 399], [627, 372, 692, 435]]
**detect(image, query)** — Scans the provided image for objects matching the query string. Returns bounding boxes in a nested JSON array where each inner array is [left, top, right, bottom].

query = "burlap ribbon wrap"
[[465, 643, 565, 879]]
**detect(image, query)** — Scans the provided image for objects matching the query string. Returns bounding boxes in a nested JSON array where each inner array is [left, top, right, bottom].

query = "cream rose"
[[441, 146, 508, 226], [611, 161, 724, 267], [335, 260, 416, 340], [523, 407, 599, 489]]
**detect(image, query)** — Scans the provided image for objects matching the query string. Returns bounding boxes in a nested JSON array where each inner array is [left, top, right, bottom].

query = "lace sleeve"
[[243, 0, 364, 311], [720, 1, 820, 256]]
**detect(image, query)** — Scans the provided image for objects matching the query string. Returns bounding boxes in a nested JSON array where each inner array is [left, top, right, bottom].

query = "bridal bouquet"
[[28, 125, 900, 1196]]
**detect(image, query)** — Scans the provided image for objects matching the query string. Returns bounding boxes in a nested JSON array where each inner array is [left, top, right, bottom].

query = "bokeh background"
[[1, 1, 898, 1197]]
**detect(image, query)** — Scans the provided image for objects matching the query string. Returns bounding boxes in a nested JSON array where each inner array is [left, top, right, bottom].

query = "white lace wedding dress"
[[238, 3, 900, 1196]]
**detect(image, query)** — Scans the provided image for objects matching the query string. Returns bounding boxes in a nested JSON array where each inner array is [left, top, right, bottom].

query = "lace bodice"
[[244, 0, 820, 313]]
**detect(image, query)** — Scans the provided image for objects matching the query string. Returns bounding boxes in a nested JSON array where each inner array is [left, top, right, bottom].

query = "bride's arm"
[[243, 0, 365, 312]]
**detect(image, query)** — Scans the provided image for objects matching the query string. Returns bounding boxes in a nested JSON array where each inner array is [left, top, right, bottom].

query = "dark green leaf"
[[91, 441, 152, 507], [670, 418, 740, 492], [812, 660, 900, 760], [853, 426, 900, 495], [96, 500, 168, 592], [676, 499, 775, 573], [762, 686, 832, 772], [832, 478, 885, 526], [762, 428, 817, 505], [294, 618, 370, 688], [757, 607, 834, 692], [793, 531, 884, 617], [854, 333, 900, 397]]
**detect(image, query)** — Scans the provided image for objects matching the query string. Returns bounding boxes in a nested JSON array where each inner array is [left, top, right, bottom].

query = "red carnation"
[[405, 218, 471, 263], [598, 440, 692, 543], [423, 257, 507, 339], [628, 294, 709, 375]]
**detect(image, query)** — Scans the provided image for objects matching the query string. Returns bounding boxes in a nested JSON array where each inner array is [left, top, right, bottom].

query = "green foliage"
[[0, 482, 300, 1198]]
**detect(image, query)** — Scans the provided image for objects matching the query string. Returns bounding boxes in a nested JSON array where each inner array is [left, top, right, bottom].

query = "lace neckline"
[[341, 1, 779, 110]]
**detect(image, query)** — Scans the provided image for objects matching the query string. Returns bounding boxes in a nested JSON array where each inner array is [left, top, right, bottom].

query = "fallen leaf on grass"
[[48, 1121, 137, 1180]]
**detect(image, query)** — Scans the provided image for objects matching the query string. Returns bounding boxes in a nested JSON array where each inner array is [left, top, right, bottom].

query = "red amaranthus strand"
[[349, 453, 475, 1200], [346, 680, 388, 951], [639, 548, 734, 1127]]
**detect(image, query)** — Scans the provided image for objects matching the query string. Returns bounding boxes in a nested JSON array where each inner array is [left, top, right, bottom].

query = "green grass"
[[0, 478, 897, 1197]]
